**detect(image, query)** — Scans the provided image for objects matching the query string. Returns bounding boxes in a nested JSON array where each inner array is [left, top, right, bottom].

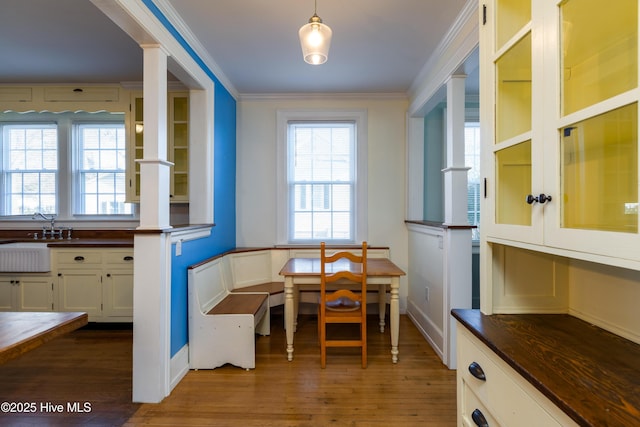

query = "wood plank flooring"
[[0, 313, 456, 426]]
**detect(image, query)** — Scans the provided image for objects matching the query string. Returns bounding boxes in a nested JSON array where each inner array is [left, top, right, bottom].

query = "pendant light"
[[298, 0, 332, 65]]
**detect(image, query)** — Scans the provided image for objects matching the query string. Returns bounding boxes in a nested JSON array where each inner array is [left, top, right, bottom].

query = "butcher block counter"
[[452, 309, 640, 427], [0, 312, 88, 364]]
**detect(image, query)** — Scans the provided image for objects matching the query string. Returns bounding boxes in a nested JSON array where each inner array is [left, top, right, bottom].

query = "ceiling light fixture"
[[298, 0, 332, 65]]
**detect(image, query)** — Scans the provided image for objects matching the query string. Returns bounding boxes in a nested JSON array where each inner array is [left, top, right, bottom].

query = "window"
[[75, 123, 130, 215], [1, 124, 58, 215], [465, 122, 481, 240], [289, 123, 354, 241], [0, 111, 134, 221], [277, 110, 367, 244]]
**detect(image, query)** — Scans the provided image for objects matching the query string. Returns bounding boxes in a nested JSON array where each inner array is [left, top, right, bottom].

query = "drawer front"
[[457, 326, 565, 427], [460, 381, 501, 427], [55, 250, 103, 266], [104, 251, 134, 267]]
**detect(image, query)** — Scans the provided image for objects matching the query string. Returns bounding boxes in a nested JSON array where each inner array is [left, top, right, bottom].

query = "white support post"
[[133, 44, 173, 403], [442, 74, 472, 368], [138, 44, 172, 230], [443, 75, 470, 226]]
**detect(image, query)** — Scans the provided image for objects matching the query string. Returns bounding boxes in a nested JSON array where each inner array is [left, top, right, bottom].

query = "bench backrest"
[[188, 258, 228, 314]]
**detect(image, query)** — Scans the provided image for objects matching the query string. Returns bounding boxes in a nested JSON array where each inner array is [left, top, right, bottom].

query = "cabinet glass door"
[[484, 0, 541, 243], [170, 94, 189, 201], [544, 0, 640, 262]]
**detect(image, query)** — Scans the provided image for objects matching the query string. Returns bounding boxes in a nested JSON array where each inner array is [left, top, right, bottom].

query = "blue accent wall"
[[142, 0, 237, 357]]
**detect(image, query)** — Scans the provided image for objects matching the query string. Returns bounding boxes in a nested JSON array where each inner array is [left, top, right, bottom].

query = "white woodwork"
[[0, 274, 53, 312], [188, 257, 270, 370], [53, 248, 134, 322], [457, 325, 578, 426]]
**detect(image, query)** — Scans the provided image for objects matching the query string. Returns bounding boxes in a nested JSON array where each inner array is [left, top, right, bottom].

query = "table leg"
[[378, 284, 386, 333], [390, 277, 400, 363], [284, 276, 295, 361]]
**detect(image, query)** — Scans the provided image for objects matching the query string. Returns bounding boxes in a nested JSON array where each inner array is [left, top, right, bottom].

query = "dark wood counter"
[[0, 311, 88, 364], [451, 309, 640, 427]]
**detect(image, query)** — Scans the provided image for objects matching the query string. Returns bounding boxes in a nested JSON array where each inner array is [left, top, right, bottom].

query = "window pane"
[[289, 122, 356, 242]]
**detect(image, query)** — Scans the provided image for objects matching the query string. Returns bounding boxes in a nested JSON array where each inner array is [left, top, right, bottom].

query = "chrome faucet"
[[32, 212, 64, 239]]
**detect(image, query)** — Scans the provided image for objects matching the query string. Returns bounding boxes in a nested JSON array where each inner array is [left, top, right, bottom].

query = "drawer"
[[460, 381, 501, 427], [457, 326, 566, 427], [104, 251, 134, 266], [55, 250, 103, 266]]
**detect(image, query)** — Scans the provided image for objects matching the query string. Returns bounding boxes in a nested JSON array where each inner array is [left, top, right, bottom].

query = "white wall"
[[236, 95, 410, 311]]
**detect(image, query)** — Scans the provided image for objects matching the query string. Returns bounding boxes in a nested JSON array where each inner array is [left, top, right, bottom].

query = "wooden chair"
[[318, 241, 368, 368]]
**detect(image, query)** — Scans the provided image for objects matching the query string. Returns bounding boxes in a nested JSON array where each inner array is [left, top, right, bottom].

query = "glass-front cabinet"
[[127, 91, 189, 203], [481, 0, 640, 265]]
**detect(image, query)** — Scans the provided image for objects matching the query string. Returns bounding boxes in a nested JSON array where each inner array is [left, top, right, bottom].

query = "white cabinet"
[[127, 91, 189, 202], [456, 325, 577, 427], [0, 274, 54, 312], [102, 250, 134, 319], [54, 248, 133, 322], [480, 0, 640, 267]]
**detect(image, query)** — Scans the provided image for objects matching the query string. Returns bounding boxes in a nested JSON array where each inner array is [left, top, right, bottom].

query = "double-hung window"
[[75, 123, 130, 215], [277, 110, 368, 244], [1, 124, 58, 215], [0, 111, 134, 220]]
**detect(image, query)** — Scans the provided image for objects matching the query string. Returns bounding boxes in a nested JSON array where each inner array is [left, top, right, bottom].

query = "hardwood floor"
[[0, 313, 456, 426]]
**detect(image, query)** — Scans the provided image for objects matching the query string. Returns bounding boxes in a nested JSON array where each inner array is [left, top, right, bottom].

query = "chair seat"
[[325, 296, 360, 312]]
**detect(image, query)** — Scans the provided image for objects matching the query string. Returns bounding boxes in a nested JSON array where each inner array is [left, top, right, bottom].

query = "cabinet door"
[[126, 93, 144, 202], [127, 92, 189, 203], [481, 0, 545, 245], [541, 0, 640, 263], [169, 93, 189, 202], [57, 270, 102, 319], [103, 269, 133, 318], [16, 276, 53, 311], [0, 278, 16, 310]]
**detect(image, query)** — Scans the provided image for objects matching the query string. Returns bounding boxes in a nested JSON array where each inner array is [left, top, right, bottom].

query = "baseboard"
[[170, 344, 189, 392]]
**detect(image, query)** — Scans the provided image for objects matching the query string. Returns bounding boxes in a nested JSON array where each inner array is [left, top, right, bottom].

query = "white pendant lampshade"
[[298, 4, 332, 65]]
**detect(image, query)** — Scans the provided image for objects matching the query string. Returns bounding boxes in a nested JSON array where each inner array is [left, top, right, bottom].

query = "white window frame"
[[73, 122, 131, 216], [0, 112, 137, 223], [276, 109, 368, 245], [1, 123, 58, 216]]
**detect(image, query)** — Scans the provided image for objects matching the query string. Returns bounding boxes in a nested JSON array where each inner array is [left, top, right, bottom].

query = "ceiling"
[[0, 0, 473, 96]]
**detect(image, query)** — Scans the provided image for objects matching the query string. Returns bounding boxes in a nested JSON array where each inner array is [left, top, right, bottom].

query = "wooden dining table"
[[279, 257, 406, 363], [0, 311, 88, 364]]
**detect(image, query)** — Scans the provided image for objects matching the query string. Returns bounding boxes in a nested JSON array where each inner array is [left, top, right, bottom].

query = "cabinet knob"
[[471, 408, 489, 427], [123, 256, 133, 261], [106, 274, 111, 277], [526, 193, 552, 205], [468, 361, 486, 381], [74, 256, 85, 262]]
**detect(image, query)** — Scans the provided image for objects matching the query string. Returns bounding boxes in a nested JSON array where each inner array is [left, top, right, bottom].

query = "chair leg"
[[361, 321, 367, 368], [320, 321, 326, 369]]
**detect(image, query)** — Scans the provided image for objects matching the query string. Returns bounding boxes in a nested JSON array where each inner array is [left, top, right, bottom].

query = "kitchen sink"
[[0, 242, 51, 272]]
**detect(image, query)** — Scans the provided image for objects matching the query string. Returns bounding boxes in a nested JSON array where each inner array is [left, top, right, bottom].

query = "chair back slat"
[[319, 241, 368, 368]]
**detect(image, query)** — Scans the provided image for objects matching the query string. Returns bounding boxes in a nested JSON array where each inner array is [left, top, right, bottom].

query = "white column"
[[138, 44, 172, 230], [133, 44, 173, 403], [442, 74, 472, 369], [443, 75, 470, 226]]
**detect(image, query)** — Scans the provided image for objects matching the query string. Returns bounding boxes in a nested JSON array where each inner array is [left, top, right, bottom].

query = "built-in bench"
[[188, 257, 270, 370], [187, 246, 391, 370]]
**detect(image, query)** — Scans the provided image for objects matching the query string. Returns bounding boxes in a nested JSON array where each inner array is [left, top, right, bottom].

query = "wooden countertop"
[[0, 311, 88, 364], [451, 309, 640, 427]]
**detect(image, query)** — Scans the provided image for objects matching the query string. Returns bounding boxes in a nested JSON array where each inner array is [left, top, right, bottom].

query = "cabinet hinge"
[[482, 4, 487, 25]]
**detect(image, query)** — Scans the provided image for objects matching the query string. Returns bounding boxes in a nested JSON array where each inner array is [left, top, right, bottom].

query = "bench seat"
[[208, 293, 268, 316], [188, 258, 270, 370]]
